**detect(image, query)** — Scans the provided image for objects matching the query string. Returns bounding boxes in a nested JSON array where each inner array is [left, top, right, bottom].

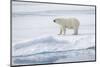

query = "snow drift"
[[13, 35, 95, 57], [12, 35, 95, 65]]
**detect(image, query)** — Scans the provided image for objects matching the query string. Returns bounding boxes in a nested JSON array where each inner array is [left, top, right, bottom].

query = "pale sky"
[[12, 1, 95, 13]]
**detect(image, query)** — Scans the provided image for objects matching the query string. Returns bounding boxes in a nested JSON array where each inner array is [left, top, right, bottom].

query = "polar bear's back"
[[56, 18, 80, 28], [66, 18, 80, 27]]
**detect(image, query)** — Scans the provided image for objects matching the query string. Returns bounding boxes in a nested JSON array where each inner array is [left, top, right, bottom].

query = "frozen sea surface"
[[12, 1, 96, 65], [13, 48, 95, 65]]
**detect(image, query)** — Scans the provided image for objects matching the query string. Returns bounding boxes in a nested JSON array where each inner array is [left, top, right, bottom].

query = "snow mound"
[[13, 35, 95, 56]]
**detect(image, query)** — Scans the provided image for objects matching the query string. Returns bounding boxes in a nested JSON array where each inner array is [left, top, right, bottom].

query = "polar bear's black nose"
[[53, 20, 56, 22]]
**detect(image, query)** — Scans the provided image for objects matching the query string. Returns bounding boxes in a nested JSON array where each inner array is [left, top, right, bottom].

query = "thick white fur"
[[54, 18, 80, 35]]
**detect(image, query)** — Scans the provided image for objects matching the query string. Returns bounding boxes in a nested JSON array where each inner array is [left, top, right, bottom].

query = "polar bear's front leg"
[[58, 27, 62, 35], [58, 26, 66, 35], [73, 28, 78, 35], [62, 27, 66, 35]]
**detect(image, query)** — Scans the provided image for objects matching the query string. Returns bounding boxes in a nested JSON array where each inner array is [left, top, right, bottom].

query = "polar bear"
[[53, 18, 80, 35]]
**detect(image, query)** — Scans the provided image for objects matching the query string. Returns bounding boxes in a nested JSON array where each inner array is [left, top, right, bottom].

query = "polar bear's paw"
[[58, 34, 61, 35], [58, 34, 66, 36], [73, 33, 78, 35]]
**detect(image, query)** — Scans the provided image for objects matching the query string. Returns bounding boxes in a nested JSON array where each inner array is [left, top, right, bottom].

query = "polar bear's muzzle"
[[53, 20, 56, 22]]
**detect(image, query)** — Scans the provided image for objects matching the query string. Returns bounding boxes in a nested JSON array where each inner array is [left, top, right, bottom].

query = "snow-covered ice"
[[12, 1, 96, 65]]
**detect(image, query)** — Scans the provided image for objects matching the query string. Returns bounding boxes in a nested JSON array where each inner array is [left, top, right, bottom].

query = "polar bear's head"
[[53, 18, 61, 23], [53, 18, 64, 25]]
